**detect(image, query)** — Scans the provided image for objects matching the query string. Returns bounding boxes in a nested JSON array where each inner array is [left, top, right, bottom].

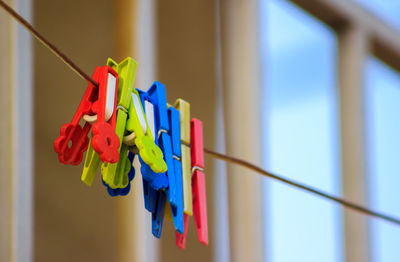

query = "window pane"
[[260, 0, 342, 261], [366, 57, 400, 262], [354, 0, 400, 29]]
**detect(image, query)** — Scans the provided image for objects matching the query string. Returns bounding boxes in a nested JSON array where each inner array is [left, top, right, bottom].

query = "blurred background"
[[1, 0, 400, 261]]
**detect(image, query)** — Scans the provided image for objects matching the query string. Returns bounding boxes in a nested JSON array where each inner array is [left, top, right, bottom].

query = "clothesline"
[[1, 0, 399, 227]]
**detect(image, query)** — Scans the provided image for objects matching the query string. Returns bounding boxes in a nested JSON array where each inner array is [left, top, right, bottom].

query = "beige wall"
[[34, 0, 119, 261]]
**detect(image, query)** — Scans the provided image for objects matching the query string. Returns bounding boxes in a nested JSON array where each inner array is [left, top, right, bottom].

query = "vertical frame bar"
[[221, 0, 264, 261], [338, 24, 371, 262], [214, 0, 230, 261], [0, 0, 33, 261]]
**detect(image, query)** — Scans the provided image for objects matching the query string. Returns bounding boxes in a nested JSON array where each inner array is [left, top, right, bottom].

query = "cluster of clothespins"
[[53, 57, 208, 249]]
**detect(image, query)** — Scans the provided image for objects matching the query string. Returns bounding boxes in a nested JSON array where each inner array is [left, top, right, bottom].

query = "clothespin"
[[137, 82, 172, 238], [176, 118, 208, 249], [136, 86, 169, 191], [165, 101, 190, 233], [138, 82, 183, 237], [81, 59, 120, 186], [54, 65, 120, 165], [136, 94, 167, 214], [124, 87, 167, 175], [101, 57, 137, 190], [164, 106, 184, 233], [173, 99, 193, 216]]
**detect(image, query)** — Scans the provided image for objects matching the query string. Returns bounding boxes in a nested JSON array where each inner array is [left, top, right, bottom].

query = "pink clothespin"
[[176, 118, 208, 249]]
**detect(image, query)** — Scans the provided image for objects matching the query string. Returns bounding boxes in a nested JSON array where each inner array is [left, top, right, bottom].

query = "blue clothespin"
[[137, 88, 167, 215], [146, 82, 178, 207], [137, 81, 183, 237], [167, 106, 184, 233], [137, 86, 168, 237], [137, 88, 169, 190], [102, 152, 136, 196]]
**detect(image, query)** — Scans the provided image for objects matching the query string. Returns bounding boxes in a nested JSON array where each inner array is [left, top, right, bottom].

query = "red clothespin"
[[54, 66, 120, 165], [176, 118, 208, 249]]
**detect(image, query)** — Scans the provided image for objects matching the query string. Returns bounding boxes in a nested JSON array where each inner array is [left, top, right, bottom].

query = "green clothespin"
[[101, 57, 167, 189], [101, 57, 135, 188], [81, 137, 101, 186], [125, 89, 167, 172]]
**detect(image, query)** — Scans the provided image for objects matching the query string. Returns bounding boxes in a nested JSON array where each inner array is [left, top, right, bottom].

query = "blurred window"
[[260, 0, 342, 261], [365, 57, 400, 262]]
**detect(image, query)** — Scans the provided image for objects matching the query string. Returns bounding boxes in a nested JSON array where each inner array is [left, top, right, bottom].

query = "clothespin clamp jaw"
[[54, 65, 119, 165], [176, 118, 208, 249]]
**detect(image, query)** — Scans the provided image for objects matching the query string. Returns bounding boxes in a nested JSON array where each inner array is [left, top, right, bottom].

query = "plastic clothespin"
[[54, 65, 120, 165], [137, 87, 169, 191], [81, 59, 120, 186], [137, 83, 171, 238], [136, 94, 167, 214], [124, 88, 167, 175], [90, 66, 120, 163], [165, 107, 184, 234], [101, 57, 137, 190], [145, 82, 178, 208], [138, 82, 183, 237], [176, 118, 208, 249], [173, 99, 193, 216], [163, 107, 184, 233]]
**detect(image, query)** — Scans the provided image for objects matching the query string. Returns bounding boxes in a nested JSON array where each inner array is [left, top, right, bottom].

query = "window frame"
[[287, 0, 400, 261]]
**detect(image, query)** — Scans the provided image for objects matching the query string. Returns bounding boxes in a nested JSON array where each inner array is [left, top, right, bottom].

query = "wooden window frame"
[[289, 0, 400, 261]]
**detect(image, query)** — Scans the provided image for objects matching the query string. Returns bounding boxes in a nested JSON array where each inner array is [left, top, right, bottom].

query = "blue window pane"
[[366, 58, 400, 262], [354, 0, 400, 29], [260, 0, 342, 262]]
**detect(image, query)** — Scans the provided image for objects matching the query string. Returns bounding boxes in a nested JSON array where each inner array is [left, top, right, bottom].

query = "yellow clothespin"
[[173, 99, 192, 216]]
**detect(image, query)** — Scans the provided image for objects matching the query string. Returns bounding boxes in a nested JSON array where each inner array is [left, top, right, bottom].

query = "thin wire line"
[[203, 147, 400, 226], [0, 0, 98, 87], [2, 0, 400, 227]]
